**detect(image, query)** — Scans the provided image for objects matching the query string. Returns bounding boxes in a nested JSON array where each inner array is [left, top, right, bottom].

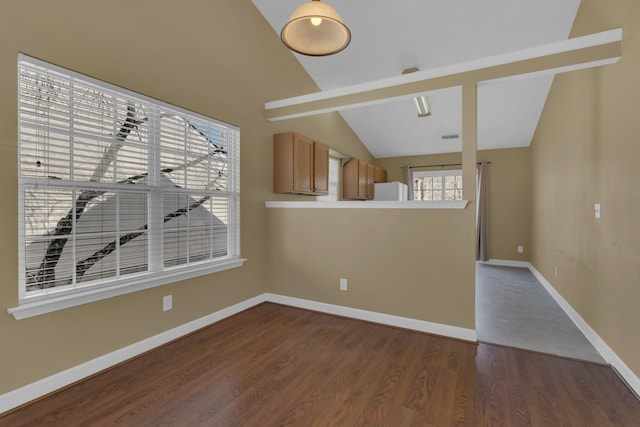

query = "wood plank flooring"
[[2, 302, 640, 426]]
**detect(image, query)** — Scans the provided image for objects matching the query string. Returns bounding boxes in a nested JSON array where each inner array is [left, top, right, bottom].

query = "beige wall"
[[0, 0, 368, 394], [265, 90, 478, 331], [530, 0, 640, 377], [377, 147, 532, 262], [266, 207, 476, 329]]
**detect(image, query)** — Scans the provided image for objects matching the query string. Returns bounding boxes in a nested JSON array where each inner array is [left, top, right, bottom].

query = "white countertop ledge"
[[265, 200, 469, 209]]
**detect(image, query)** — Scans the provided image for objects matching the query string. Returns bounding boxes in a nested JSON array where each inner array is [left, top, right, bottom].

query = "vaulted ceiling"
[[252, 0, 582, 158]]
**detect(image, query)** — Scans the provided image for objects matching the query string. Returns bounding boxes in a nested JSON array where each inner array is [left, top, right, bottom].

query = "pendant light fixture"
[[281, 0, 351, 56]]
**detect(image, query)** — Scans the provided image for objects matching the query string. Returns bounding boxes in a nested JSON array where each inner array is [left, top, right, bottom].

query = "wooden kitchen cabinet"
[[313, 141, 329, 194], [273, 132, 329, 195], [374, 166, 387, 183], [343, 159, 388, 200], [366, 163, 375, 199], [343, 158, 369, 200]]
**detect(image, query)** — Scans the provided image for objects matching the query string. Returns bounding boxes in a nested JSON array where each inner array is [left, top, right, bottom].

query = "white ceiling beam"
[[265, 28, 622, 121]]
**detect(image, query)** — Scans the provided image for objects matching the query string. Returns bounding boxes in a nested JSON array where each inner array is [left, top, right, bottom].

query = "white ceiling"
[[252, 0, 581, 158]]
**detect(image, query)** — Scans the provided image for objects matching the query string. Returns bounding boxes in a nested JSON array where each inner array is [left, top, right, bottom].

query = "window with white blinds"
[[17, 54, 241, 307]]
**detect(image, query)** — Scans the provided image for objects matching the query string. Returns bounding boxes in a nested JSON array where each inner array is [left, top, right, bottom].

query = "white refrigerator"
[[373, 182, 408, 201]]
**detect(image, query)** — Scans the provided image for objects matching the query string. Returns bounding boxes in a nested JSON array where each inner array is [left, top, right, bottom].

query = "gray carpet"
[[476, 263, 606, 364]]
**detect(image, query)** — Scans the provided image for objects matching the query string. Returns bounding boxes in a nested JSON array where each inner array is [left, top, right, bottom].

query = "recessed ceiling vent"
[[441, 134, 459, 140]]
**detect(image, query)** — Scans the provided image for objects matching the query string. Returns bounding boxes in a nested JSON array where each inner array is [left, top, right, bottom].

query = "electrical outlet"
[[340, 278, 348, 291], [517, 245, 524, 254], [554, 266, 558, 278], [595, 203, 601, 219], [163, 295, 173, 311]]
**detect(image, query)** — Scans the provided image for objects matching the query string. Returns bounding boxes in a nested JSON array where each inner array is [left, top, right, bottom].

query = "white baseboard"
[[264, 293, 477, 342], [480, 258, 530, 268], [527, 263, 640, 397], [0, 294, 268, 415]]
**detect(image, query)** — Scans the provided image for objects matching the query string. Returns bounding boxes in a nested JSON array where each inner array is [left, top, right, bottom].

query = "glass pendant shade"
[[281, 0, 351, 56]]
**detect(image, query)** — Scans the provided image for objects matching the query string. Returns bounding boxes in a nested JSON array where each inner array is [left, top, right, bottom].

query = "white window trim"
[[8, 258, 245, 320], [11, 54, 244, 319]]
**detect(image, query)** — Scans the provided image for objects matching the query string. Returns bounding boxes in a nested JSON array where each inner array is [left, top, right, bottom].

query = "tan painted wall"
[[0, 0, 368, 394], [530, 0, 640, 377], [266, 207, 476, 329], [265, 86, 478, 332], [377, 147, 532, 262]]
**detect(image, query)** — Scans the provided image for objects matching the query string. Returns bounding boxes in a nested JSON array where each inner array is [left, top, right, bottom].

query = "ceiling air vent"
[[441, 134, 459, 140]]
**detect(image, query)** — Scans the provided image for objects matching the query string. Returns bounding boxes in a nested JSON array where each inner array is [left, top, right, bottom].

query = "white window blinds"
[[18, 54, 240, 303]]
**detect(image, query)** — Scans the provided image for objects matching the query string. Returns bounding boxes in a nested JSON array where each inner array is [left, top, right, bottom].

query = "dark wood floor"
[[2, 303, 640, 426]]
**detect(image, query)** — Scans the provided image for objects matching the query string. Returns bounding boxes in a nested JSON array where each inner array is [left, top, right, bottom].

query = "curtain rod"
[[406, 161, 491, 169]]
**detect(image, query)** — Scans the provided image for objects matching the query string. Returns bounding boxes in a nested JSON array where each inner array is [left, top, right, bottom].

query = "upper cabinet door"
[[366, 163, 375, 199], [374, 166, 387, 183], [342, 158, 359, 199], [292, 134, 314, 194], [273, 132, 329, 195], [358, 160, 368, 199], [313, 142, 329, 195]]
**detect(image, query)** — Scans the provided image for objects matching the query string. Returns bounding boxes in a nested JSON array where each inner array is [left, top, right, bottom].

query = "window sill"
[[265, 200, 469, 209], [8, 258, 246, 320]]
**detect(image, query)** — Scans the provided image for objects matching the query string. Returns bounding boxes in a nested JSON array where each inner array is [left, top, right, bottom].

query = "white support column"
[[462, 81, 477, 203], [462, 80, 478, 331]]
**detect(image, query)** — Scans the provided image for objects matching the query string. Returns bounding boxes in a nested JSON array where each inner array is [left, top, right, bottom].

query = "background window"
[[412, 170, 463, 201]]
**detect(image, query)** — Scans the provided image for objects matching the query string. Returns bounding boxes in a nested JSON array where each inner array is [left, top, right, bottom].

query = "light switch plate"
[[595, 203, 601, 219]]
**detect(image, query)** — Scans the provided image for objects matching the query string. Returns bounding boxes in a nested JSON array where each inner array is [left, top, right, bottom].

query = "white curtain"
[[476, 161, 489, 261]]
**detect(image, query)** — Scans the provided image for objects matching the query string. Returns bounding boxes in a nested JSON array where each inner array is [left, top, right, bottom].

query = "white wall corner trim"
[[0, 294, 268, 415], [527, 263, 640, 397], [263, 293, 477, 342]]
